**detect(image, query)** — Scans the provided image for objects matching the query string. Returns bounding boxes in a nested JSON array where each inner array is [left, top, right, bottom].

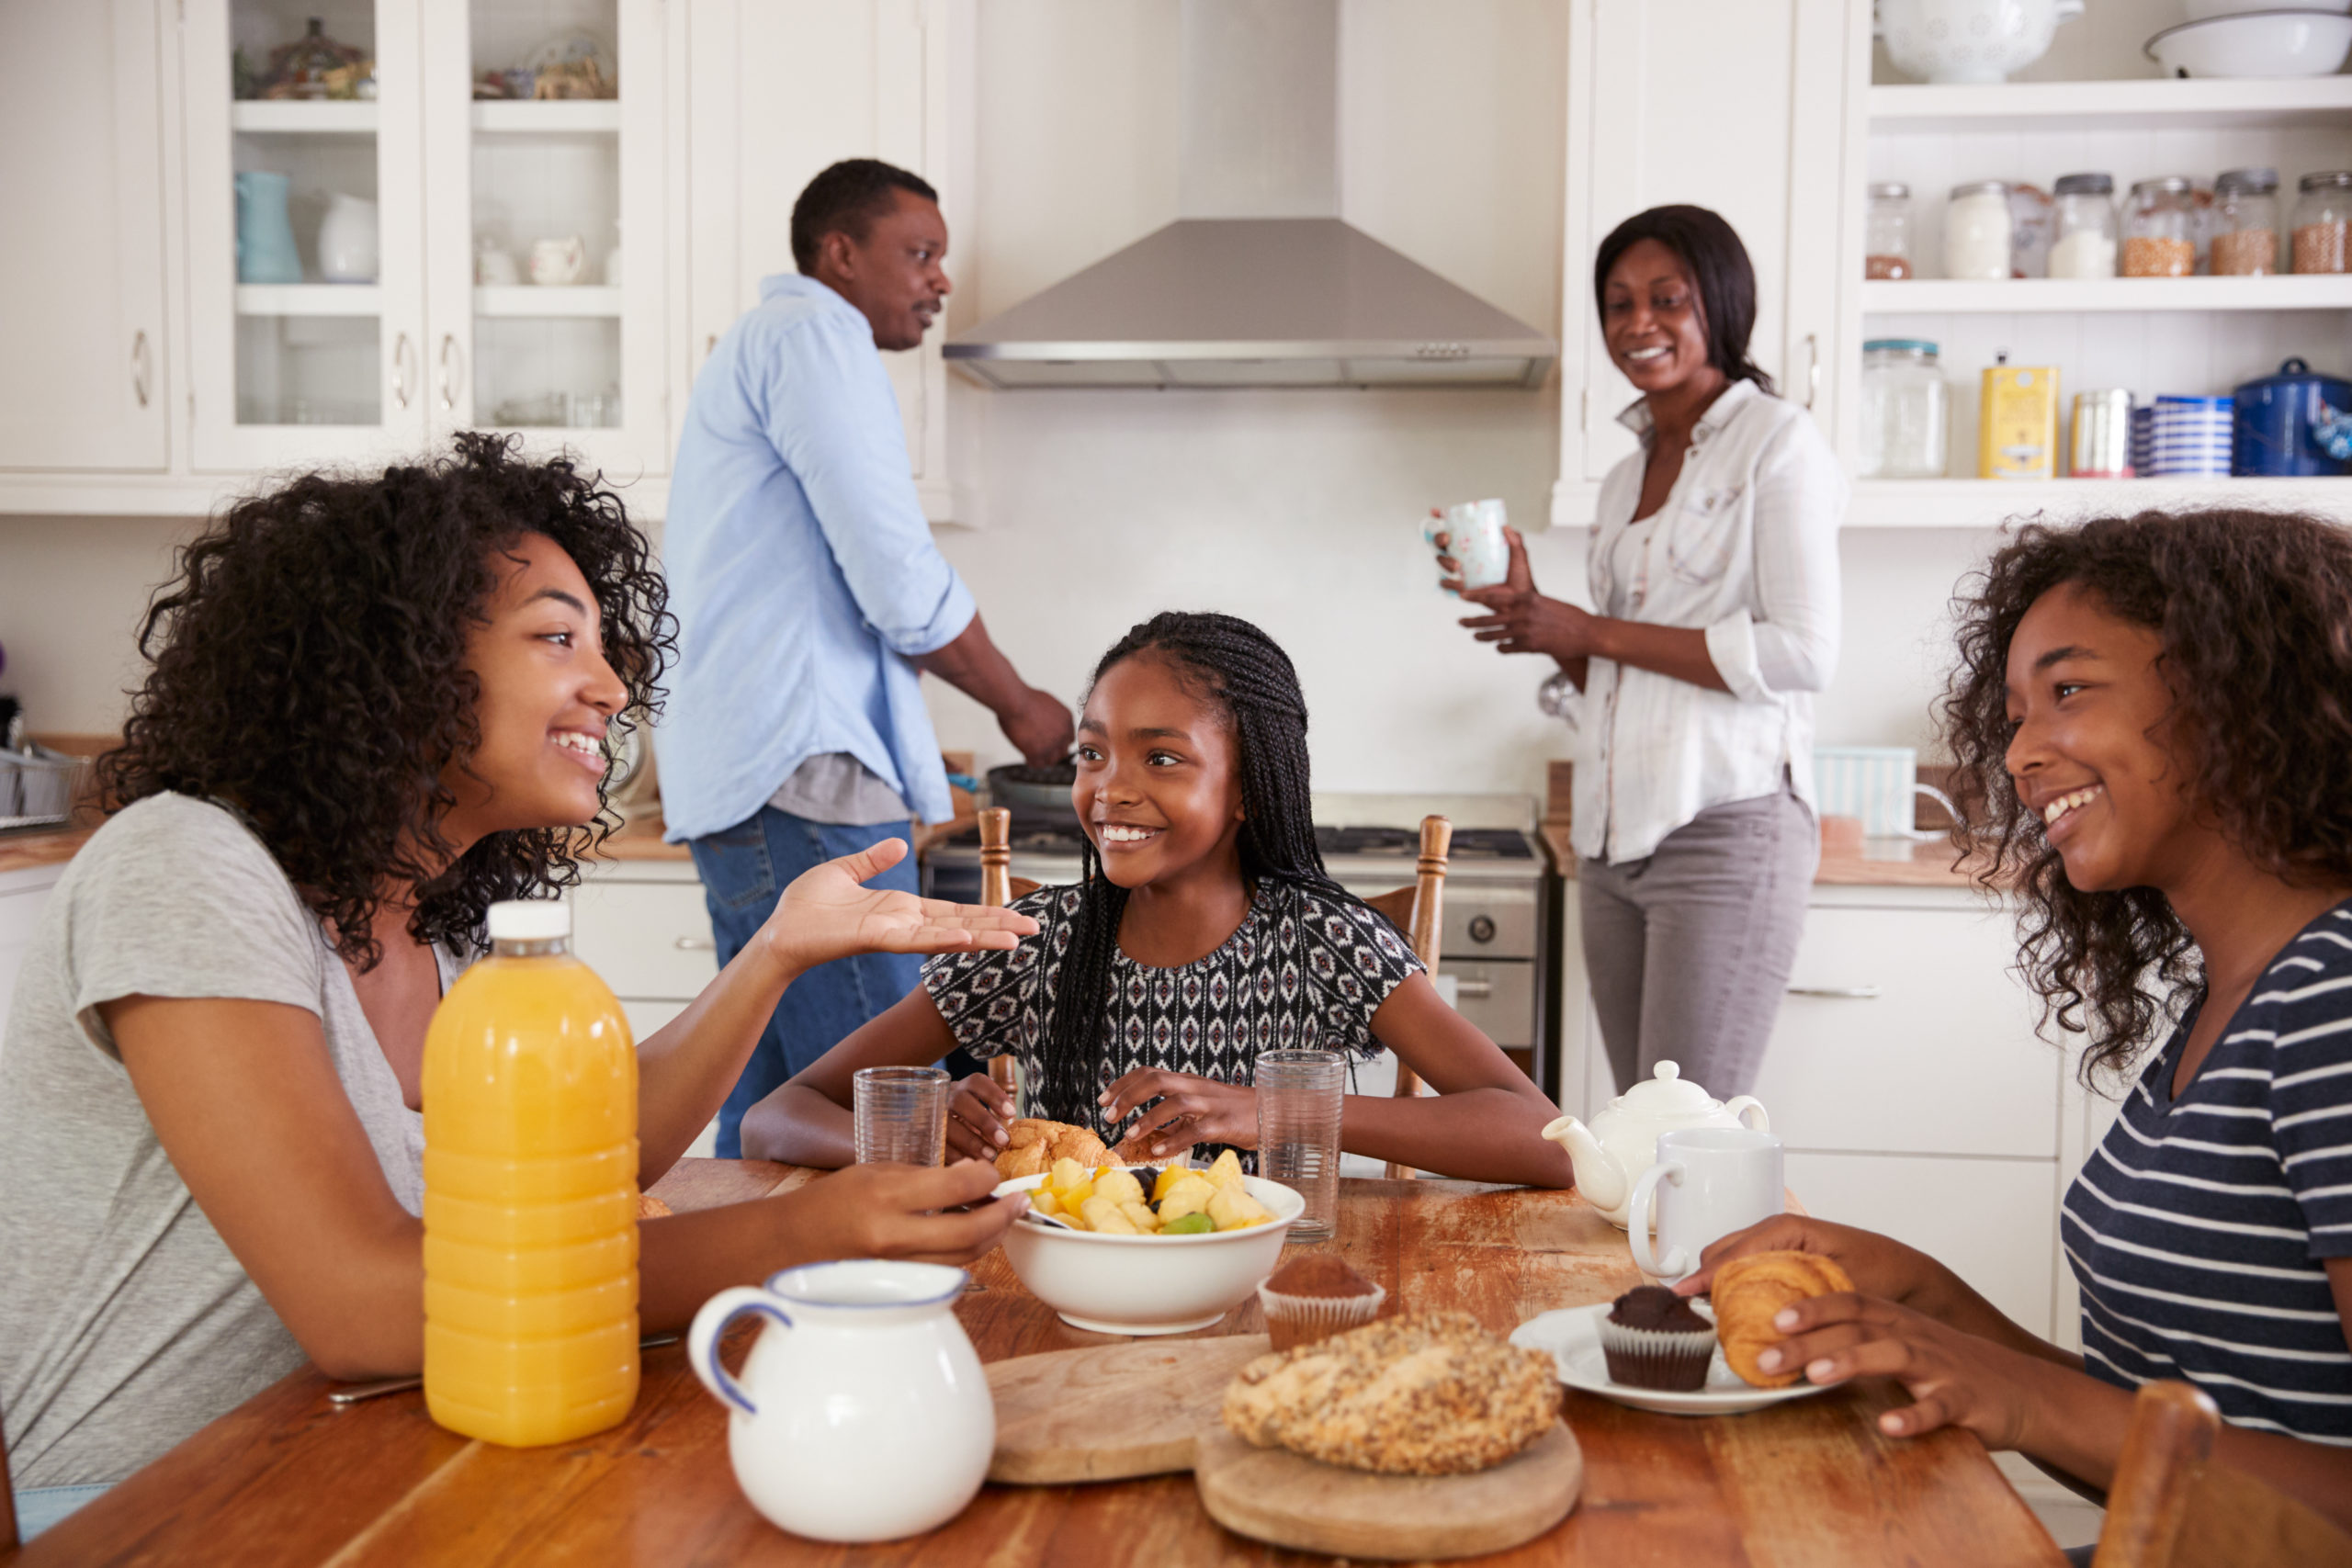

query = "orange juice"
[[422, 899, 639, 1446]]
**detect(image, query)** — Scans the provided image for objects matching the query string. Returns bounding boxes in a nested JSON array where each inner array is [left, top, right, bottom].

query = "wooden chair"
[[2089, 1381, 2352, 1568], [977, 808, 1040, 1098], [1363, 816, 1452, 1180]]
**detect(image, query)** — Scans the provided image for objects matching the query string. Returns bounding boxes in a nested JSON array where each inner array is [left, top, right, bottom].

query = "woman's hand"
[[773, 1158, 1025, 1267], [1100, 1068, 1255, 1155], [758, 838, 1038, 976], [1441, 527, 1602, 661], [1741, 1289, 2047, 1449], [946, 1071, 1015, 1162], [1674, 1213, 1948, 1309]]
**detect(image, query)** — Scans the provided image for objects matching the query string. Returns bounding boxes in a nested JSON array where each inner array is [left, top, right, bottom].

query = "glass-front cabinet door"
[[186, 0, 668, 476], [421, 0, 669, 474], [187, 0, 427, 468]]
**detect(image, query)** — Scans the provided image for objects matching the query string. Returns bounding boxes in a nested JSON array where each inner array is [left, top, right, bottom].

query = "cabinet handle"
[[130, 331, 152, 407], [436, 333, 464, 412], [390, 333, 413, 411], [674, 935, 717, 952], [1803, 333, 1820, 411], [1787, 984, 1881, 999]]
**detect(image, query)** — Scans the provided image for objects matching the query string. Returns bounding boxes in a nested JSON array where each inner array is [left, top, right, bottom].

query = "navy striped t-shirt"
[[2062, 899, 2352, 1445]]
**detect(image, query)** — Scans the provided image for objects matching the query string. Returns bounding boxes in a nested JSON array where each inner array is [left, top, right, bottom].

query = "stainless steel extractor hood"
[[944, 1, 1555, 390]]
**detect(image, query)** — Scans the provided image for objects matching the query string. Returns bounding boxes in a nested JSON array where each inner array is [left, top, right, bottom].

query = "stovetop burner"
[[1315, 826, 1533, 862]]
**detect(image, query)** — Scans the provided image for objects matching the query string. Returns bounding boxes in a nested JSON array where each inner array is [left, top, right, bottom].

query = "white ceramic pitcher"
[[688, 1259, 993, 1542]]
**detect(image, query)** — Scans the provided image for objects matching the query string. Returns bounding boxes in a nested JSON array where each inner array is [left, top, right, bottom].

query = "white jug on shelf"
[[317, 193, 379, 284], [1541, 1061, 1769, 1229], [529, 233, 587, 287]]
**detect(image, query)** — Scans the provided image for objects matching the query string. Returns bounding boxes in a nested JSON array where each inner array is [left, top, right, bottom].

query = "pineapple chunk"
[[1206, 1185, 1272, 1233], [1048, 1157, 1091, 1194], [1092, 1168, 1146, 1207], [1080, 1195, 1139, 1235], [1157, 1175, 1218, 1222], [1120, 1200, 1160, 1234], [1204, 1149, 1245, 1190], [1150, 1164, 1193, 1202], [1032, 1189, 1061, 1217]]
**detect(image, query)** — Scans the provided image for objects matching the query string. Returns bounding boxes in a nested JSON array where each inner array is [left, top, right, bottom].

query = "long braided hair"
[[1035, 612, 1393, 1121]]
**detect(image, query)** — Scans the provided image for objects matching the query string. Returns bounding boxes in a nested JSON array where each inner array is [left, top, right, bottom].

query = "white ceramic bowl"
[[2147, 11, 2352, 76], [2186, 0, 2350, 21], [1879, 0, 2082, 86], [999, 1174, 1305, 1335]]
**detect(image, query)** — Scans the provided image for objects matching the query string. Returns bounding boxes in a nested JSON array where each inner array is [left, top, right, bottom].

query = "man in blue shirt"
[[662, 159, 1071, 1156]]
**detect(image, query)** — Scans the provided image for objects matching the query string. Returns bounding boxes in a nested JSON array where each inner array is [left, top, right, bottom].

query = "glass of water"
[[853, 1066, 951, 1166], [1256, 1049, 1345, 1242]]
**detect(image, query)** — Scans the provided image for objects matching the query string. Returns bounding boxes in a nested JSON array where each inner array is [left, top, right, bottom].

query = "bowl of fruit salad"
[[999, 1151, 1305, 1335]]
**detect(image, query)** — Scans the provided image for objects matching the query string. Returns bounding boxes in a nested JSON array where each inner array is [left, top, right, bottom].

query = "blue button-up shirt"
[[657, 274, 975, 840]]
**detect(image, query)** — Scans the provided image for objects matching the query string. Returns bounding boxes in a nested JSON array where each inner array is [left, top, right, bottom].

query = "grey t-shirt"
[[0, 793, 441, 1488], [765, 750, 910, 827]]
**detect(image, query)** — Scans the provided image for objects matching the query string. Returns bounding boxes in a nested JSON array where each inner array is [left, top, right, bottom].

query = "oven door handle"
[[1449, 979, 1495, 998]]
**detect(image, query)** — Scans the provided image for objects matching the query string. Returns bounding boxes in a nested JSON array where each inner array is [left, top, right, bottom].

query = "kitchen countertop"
[[0, 822, 96, 874], [1537, 822, 1987, 890]]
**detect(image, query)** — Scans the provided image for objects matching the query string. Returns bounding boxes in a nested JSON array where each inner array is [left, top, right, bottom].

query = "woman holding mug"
[[1436, 205, 1844, 1097]]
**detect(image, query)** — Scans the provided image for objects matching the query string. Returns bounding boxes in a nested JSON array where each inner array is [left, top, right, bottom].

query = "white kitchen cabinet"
[[683, 0, 978, 525], [1554, 0, 1855, 523], [1556, 877, 2073, 1339], [178, 0, 676, 477], [0, 0, 172, 472], [572, 860, 721, 1158]]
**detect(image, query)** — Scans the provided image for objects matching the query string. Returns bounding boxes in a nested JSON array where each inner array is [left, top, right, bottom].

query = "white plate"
[[1510, 1303, 1834, 1417]]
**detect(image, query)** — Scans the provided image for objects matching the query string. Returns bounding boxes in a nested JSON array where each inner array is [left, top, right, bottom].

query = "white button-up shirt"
[[1567, 378, 1846, 864]]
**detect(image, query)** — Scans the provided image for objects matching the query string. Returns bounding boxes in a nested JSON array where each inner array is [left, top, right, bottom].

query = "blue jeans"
[[689, 807, 926, 1158], [13, 1483, 112, 1540]]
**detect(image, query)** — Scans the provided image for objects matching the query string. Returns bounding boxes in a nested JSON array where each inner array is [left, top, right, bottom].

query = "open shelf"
[[470, 100, 621, 134], [1861, 276, 2352, 314], [1848, 475, 2352, 528], [1868, 76, 2352, 134], [230, 100, 379, 135], [474, 285, 622, 317], [234, 284, 380, 316]]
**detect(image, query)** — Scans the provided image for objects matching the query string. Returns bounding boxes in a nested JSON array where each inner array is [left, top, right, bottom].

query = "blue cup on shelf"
[[234, 170, 302, 285]]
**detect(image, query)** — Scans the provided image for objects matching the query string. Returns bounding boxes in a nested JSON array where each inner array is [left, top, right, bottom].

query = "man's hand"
[[1000, 685, 1074, 768], [757, 838, 1037, 976]]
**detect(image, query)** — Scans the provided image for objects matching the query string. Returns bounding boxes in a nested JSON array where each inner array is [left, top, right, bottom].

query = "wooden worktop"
[[1537, 821, 1987, 890]]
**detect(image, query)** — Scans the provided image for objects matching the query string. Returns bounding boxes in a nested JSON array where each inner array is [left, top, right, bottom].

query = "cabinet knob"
[[130, 330, 152, 408], [1467, 914, 1497, 944], [1787, 984, 1881, 999]]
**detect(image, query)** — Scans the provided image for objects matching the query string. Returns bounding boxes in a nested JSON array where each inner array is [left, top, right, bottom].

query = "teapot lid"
[[1615, 1060, 1717, 1114]]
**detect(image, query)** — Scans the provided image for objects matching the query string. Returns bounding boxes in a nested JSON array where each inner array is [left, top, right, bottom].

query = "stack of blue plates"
[[2148, 395, 2233, 478]]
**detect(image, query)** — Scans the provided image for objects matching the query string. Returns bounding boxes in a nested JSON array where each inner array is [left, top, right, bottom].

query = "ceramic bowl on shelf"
[[998, 1174, 1304, 1335], [2146, 11, 2352, 77], [2184, 0, 2349, 19], [1877, 0, 2085, 85]]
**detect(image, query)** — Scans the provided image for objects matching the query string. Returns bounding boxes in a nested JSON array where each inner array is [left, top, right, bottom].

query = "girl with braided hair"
[[744, 611, 1576, 1188]]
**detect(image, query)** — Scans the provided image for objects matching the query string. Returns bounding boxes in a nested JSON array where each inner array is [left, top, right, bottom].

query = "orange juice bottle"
[[422, 899, 639, 1446]]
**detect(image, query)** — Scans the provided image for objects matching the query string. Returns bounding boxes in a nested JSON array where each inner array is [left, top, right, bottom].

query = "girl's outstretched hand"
[[758, 838, 1039, 976], [1731, 1289, 2043, 1450], [774, 1158, 1024, 1267], [1099, 1068, 1255, 1155]]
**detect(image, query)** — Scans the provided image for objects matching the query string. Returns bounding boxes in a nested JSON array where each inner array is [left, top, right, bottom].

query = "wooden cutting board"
[[1192, 1422, 1583, 1561], [986, 1336, 1272, 1484]]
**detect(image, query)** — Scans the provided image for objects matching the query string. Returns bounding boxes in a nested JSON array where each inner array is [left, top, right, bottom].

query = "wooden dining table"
[[17, 1160, 2068, 1566]]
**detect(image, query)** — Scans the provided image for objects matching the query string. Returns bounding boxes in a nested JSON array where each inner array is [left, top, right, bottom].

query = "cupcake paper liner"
[[1598, 1314, 1717, 1393], [1257, 1279, 1387, 1352]]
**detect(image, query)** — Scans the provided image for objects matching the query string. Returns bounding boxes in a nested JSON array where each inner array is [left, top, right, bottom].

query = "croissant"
[[994, 1118, 1110, 1179], [1711, 1250, 1855, 1389]]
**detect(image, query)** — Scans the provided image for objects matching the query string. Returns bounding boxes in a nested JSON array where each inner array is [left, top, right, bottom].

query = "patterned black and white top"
[[922, 879, 1422, 1143], [2061, 897, 2352, 1446]]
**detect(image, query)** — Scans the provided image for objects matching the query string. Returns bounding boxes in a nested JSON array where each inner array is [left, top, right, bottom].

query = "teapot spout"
[[1540, 1114, 1626, 1214]]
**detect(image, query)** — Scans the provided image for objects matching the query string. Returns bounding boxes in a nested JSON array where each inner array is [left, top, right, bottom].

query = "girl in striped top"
[[1683, 509, 2352, 1535]]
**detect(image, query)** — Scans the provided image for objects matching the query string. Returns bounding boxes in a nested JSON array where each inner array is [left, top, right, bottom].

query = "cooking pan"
[[987, 761, 1076, 812]]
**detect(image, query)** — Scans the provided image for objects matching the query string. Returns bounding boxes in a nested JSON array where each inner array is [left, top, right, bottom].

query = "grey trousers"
[[1579, 784, 1817, 1100]]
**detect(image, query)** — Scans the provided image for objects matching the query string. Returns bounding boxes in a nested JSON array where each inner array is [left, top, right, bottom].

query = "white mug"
[[1426, 498, 1510, 591], [1626, 1126, 1785, 1283], [475, 239, 521, 287], [530, 233, 587, 287]]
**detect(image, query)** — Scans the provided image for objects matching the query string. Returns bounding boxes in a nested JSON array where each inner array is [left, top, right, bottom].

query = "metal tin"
[[2232, 357, 2352, 477], [1979, 363, 2059, 480], [2068, 389, 2134, 478]]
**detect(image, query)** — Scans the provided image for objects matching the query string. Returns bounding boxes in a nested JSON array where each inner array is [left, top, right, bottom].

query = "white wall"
[[0, 514, 196, 734]]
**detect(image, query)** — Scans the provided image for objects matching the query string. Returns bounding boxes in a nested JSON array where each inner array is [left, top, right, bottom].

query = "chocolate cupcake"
[[1257, 1256, 1385, 1351], [1599, 1285, 1716, 1392]]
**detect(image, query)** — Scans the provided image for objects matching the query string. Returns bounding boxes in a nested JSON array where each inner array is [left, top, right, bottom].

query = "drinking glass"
[[853, 1066, 951, 1167], [1255, 1049, 1345, 1242]]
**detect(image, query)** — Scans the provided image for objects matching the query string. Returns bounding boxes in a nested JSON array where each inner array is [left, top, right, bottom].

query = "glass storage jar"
[[1945, 181, 2013, 280], [1860, 339, 1950, 479], [2211, 167, 2280, 276], [2123, 177, 2196, 277], [2048, 173, 2117, 279], [1865, 183, 1913, 279], [2293, 171, 2352, 275]]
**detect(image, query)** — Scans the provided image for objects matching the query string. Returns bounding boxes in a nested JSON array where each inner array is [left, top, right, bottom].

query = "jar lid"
[[2300, 171, 2352, 191], [1863, 338, 1939, 357], [1867, 181, 1911, 199], [2217, 166, 2278, 195], [2130, 176, 2194, 197], [2052, 173, 2113, 197], [1950, 180, 2010, 199]]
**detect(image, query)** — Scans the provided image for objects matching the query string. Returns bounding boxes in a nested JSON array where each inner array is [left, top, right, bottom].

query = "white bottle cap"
[[487, 899, 571, 942]]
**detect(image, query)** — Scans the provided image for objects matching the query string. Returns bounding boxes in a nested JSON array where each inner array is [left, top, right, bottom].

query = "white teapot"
[[1542, 1062, 1768, 1229], [688, 1259, 993, 1542]]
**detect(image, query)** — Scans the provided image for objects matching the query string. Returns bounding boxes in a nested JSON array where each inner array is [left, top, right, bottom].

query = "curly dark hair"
[[1938, 508, 2352, 1084], [99, 434, 674, 968]]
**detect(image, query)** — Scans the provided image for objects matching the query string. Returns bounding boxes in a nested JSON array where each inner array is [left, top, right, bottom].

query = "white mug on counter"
[[1812, 744, 1957, 839], [1426, 498, 1510, 591], [1626, 1126, 1785, 1283]]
